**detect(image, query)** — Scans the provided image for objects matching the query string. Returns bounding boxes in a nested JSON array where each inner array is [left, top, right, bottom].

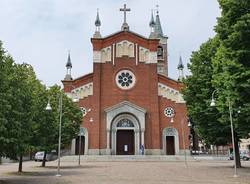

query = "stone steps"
[[59, 155, 196, 162]]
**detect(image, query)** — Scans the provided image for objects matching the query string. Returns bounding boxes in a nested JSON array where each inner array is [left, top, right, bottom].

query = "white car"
[[34, 151, 46, 161], [34, 151, 57, 162]]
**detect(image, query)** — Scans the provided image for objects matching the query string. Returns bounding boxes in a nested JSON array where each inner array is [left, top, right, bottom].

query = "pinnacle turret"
[[93, 9, 102, 38], [64, 51, 73, 81], [177, 56, 184, 81]]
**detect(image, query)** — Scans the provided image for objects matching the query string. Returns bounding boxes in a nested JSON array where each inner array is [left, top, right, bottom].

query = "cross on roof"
[[120, 4, 130, 30]]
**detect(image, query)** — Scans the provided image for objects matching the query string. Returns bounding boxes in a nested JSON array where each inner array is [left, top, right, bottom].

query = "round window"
[[164, 107, 175, 117], [116, 70, 136, 90]]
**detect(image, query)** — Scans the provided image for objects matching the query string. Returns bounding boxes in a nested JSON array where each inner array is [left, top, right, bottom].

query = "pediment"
[[91, 30, 159, 52], [104, 100, 147, 114]]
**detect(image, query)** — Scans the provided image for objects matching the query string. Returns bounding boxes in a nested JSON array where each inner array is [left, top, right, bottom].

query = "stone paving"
[[0, 159, 250, 184]]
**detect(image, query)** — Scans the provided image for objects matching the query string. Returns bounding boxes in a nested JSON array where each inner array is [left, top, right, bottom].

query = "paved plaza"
[[0, 159, 250, 184]]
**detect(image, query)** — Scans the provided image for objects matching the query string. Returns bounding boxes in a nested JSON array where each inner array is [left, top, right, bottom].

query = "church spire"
[[154, 5, 164, 37], [93, 9, 102, 38], [177, 56, 184, 81], [64, 51, 73, 81], [149, 9, 157, 39]]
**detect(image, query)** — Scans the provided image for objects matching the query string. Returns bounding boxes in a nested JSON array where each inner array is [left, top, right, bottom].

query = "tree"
[[0, 41, 82, 171], [212, 0, 250, 167], [32, 85, 82, 167], [183, 37, 229, 146]]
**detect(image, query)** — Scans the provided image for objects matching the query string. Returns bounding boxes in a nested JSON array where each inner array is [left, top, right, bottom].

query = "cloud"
[[0, 0, 220, 86]]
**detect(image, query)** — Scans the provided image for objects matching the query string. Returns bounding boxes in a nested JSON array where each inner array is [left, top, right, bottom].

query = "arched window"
[[157, 46, 163, 59], [117, 119, 134, 127]]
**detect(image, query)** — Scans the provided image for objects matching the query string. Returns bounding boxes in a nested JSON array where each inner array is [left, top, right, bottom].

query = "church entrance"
[[166, 136, 175, 155], [116, 130, 134, 155], [75, 136, 85, 155]]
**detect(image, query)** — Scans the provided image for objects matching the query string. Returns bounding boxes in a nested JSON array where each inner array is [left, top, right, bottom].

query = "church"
[[62, 5, 189, 155]]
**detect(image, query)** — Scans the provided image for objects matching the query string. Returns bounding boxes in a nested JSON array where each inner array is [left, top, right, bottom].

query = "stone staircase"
[[59, 155, 196, 162]]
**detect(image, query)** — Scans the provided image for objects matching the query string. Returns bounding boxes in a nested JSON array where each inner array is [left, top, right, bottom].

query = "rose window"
[[164, 107, 175, 117], [116, 70, 135, 90]]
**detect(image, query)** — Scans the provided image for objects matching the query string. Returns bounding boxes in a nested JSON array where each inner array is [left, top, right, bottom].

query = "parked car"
[[228, 151, 250, 161], [241, 151, 250, 161], [34, 151, 57, 162]]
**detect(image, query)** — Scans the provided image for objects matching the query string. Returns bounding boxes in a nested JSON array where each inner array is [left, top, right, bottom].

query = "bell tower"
[[149, 6, 168, 76]]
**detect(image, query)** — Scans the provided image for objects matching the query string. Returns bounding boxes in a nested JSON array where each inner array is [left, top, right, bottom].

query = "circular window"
[[116, 70, 136, 90], [164, 107, 175, 117]]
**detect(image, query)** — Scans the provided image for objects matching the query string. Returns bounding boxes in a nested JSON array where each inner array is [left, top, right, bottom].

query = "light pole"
[[46, 92, 63, 177], [210, 89, 238, 177]]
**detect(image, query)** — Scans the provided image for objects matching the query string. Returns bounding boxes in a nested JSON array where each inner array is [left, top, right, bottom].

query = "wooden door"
[[166, 136, 175, 155], [75, 136, 85, 155], [116, 130, 134, 155]]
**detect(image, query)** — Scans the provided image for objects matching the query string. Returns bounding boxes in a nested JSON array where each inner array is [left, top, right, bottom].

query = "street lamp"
[[45, 92, 63, 177], [210, 89, 238, 177]]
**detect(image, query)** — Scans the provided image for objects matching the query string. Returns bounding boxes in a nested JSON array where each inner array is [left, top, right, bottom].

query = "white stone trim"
[[116, 40, 134, 57], [135, 43, 138, 65], [101, 46, 112, 63], [93, 51, 101, 63], [112, 44, 115, 65], [158, 83, 185, 103], [139, 46, 149, 62], [162, 127, 180, 155], [147, 51, 157, 64], [71, 139, 76, 155], [69, 82, 93, 100]]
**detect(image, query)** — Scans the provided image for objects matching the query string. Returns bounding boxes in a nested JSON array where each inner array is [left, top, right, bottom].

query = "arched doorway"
[[162, 127, 179, 155], [71, 127, 89, 155], [116, 119, 135, 155], [75, 136, 85, 155], [105, 101, 146, 155], [111, 114, 140, 155]]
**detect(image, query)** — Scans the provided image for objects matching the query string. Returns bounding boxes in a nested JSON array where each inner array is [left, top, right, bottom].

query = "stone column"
[[141, 130, 145, 146], [107, 130, 110, 149], [134, 129, 140, 155], [71, 139, 76, 155], [106, 130, 111, 155]]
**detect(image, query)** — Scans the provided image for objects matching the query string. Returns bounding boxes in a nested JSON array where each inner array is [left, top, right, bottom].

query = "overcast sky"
[[0, 0, 221, 86]]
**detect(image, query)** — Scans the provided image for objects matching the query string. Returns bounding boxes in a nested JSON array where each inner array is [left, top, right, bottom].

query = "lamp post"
[[45, 92, 63, 177], [210, 89, 238, 177]]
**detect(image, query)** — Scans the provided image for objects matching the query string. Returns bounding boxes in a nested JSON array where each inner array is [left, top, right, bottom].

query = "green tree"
[[183, 37, 228, 146], [212, 0, 250, 167], [32, 85, 82, 167], [0, 41, 82, 171]]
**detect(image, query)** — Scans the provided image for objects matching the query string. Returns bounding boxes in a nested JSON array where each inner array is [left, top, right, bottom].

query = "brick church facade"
[[62, 5, 189, 155]]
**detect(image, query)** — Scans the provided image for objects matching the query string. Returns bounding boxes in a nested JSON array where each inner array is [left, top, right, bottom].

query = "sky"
[[0, 0, 221, 86]]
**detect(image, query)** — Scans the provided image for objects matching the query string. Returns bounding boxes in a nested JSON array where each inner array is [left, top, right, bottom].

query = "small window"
[[157, 46, 163, 59]]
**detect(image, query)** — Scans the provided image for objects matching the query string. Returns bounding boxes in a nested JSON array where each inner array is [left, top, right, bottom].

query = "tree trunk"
[[18, 154, 23, 172], [42, 151, 47, 167], [234, 139, 241, 168]]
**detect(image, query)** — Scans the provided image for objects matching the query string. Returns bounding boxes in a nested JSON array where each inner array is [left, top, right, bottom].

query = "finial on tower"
[[93, 9, 102, 38], [120, 4, 131, 31], [64, 50, 73, 81], [177, 56, 184, 81]]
